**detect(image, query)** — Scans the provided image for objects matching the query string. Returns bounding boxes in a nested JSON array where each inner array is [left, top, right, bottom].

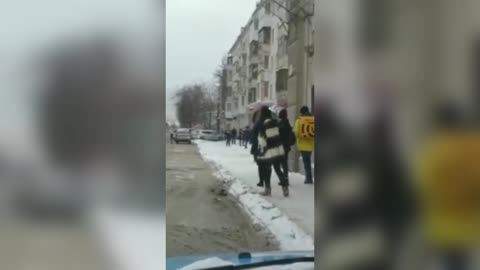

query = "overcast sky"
[[166, 0, 258, 122], [0, 0, 260, 131]]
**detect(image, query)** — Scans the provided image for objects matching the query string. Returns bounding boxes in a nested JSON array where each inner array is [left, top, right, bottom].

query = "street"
[[166, 141, 278, 257]]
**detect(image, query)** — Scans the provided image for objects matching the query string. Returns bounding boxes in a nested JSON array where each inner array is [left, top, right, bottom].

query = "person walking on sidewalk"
[[243, 126, 250, 149], [416, 104, 479, 270], [231, 128, 237, 145], [170, 131, 175, 144], [277, 108, 295, 185], [238, 128, 244, 146], [294, 106, 315, 184], [251, 106, 289, 197], [225, 130, 231, 146]]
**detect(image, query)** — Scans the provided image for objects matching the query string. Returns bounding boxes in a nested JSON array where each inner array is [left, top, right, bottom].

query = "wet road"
[[166, 141, 277, 257]]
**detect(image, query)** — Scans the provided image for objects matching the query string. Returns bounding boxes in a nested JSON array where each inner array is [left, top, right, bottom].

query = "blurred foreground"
[[0, 3, 163, 267]]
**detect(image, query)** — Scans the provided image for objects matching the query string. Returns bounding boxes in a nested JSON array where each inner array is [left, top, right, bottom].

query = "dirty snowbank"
[[195, 140, 314, 251]]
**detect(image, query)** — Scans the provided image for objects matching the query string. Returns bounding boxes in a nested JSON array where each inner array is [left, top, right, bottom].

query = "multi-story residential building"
[[221, 0, 314, 172], [224, 0, 285, 131]]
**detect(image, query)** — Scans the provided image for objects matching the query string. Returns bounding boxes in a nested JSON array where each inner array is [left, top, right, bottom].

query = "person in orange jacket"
[[416, 104, 480, 270], [294, 106, 315, 184]]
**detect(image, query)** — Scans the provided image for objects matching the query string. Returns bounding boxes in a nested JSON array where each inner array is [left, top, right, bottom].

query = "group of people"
[[246, 105, 314, 197], [225, 127, 250, 148]]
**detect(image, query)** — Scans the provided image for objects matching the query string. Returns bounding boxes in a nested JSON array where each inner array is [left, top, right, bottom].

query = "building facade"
[[222, 0, 314, 172], [285, 0, 315, 172], [224, 0, 285, 131]]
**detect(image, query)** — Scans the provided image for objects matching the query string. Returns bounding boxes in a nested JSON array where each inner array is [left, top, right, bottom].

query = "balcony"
[[260, 43, 271, 54]]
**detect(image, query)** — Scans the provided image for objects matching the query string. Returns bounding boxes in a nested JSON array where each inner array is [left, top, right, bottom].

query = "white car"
[[173, 128, 192, 144], [190, 129, 201, 139], [198, 130, 223, 141]]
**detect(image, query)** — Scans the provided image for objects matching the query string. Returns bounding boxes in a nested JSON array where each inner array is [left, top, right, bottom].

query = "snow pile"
[[180, 257, 233, 270], [195, 140, 314, 251]]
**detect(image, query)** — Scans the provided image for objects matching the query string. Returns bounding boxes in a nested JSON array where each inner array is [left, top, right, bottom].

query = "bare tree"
[[173, 83, 216, 128], [214, 58, 228, 131]]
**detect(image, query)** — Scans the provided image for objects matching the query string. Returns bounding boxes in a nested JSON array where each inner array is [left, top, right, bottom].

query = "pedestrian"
[[251, 106, 289, 197], [364, 93, 415, 269], [294, 106, 314, 184], [416, 104, 477, 270], [225, 130, 231, 146], [170, 131, 175, 144], [231, 128, 237, 145], [239, 128, 244, 146], [277, 109, 295, 185], [243, 126, 250, 149]]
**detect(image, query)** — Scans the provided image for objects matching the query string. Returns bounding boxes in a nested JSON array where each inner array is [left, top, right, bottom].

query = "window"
[[276, 69, 288, 92], [249, 64, 258, 80], [248, 88, 256, 103], [259, 27, 271, 44], [227, 103, 231, 111], [277, 35, 288, 57], [227, 56, 233, 65], [242, 54, 247, 65], [234, 98, 239, 110], [254, 18, 259, 30], [265, 0, 271, 14], [226, 86, 232, 97], [262, 82, 269, 98], [264, 56, 269, 69], [250, 40, 259, 56], [228, 70, 233, 81], [241, 95, 245, 106]]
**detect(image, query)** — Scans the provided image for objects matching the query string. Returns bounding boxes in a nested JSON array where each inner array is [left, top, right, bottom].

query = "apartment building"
[[221, 0, 314, 172], [224, 0, 287, 130]]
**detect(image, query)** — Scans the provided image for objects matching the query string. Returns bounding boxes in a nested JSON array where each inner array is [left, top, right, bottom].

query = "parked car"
[[191, 129, 201, 139], [198, 130, 223, 141], [173, 128, 192, 144]]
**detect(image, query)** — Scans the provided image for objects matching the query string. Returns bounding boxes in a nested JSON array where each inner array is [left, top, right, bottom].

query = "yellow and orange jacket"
[[294, 116, 315, 152], [416, 130, 480, 249]]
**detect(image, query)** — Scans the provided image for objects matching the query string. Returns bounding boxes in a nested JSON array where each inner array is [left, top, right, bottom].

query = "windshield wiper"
[[198, 256, 314, 270]]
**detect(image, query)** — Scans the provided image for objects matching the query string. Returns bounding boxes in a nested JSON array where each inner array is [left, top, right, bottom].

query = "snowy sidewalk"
[[195, 140, 314, 250]]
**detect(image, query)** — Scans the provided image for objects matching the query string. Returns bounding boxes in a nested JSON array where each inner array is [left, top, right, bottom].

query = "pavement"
[[194, 140, 314, 249]]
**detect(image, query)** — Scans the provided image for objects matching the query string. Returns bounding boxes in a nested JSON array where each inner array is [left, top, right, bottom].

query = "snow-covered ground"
[[195, 140, 314, 251]]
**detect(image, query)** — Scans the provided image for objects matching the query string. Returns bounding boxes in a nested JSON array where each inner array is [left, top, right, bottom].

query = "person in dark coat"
[[251, 106, 289, 196], [238, 128, 244, 146], [243, 126, 250, 149], [277, 109, 294, 185], [231, 128, 237, 144], [225, 130, 231, 146]]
